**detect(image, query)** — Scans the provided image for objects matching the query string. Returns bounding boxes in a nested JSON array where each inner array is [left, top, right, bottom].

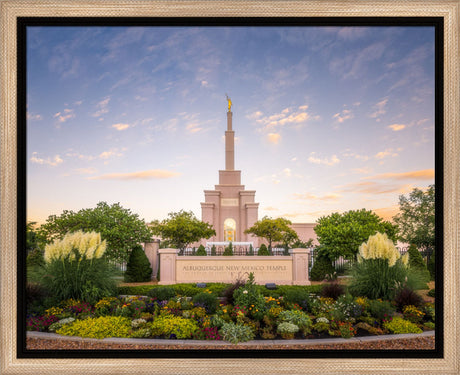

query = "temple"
[[201, 99, 260, 245]]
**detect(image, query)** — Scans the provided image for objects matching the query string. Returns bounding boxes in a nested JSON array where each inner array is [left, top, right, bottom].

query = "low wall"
[[158, 248, 310, 285]]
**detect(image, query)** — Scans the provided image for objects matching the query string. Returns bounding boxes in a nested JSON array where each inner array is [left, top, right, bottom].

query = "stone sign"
[[158, 248, 310, 285]]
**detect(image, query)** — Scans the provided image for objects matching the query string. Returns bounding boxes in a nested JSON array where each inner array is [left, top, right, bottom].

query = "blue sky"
[[27, 26, 435, 225]]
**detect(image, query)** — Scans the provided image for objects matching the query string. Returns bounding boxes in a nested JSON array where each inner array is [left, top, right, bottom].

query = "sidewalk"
[[27, 330, 435, 347]]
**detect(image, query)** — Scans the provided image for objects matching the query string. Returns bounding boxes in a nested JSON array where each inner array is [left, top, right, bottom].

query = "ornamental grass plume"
[[358, 232, 406, 267], [44, 230, 107, 263], [41, 230, 116, 305]]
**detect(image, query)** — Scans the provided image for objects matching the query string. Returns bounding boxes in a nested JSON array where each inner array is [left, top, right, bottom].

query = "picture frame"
[[1, 1, 458, 374]]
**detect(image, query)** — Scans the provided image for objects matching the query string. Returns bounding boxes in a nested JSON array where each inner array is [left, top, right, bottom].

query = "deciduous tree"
[[150, 210, 215, 253], [38, 202, 153, 263], [314, 209, 397, 261], [393, 185, 435, 252], [244, 216, 298, 252]]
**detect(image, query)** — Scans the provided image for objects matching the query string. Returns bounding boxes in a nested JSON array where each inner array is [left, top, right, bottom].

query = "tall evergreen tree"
[[124, 245, 152, 282]]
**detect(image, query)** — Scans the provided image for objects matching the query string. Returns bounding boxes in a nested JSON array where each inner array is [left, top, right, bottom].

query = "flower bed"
[[27, 274, 435, 344]]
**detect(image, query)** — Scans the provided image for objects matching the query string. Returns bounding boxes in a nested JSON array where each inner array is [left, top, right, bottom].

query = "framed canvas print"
[[1, 1, 459, 374]]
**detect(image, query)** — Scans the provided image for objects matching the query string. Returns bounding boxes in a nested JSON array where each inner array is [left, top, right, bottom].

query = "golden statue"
[[226, 94, 232, 112]]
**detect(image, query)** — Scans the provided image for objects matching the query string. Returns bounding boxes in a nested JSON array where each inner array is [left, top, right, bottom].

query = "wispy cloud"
[[362, 169, 434, 181], [30, 152, 63, 167], [92, 97, 110, 118], [370, 98, 388, 120], [342, 151, 370, 161], [54, 108, 75, 123], [373, 206, 400, 221], [88, 169, 180, 180], [374, 148, 400, 159], [254, 105, 316, 133], [388, 123, 406, 131], [74, 167, 98, 175], [99, 148, 125, 160], [337, 181, 414, 195], [333, 109, 353, 123], [294, 192, 341, 201], [267, 133, 281, 144], [112, 123, 130, 131], [27, 112, 42, 121], [308, 152, 340, 166]]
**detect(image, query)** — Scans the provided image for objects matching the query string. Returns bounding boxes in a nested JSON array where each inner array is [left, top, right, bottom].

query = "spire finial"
[[225, 94, 232, 112]]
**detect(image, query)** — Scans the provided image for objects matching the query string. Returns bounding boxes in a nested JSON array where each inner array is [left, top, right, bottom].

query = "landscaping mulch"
[[27, 336, 435, 351]]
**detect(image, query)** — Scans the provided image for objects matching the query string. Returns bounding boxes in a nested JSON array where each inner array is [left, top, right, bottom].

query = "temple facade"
[[201, 101, 260, 246]]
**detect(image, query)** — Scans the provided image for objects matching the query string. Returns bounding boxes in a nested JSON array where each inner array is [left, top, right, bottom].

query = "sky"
[[26, 25, 435, 225]]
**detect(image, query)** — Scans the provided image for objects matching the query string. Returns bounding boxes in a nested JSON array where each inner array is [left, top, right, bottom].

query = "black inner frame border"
[[16, 16, 444, 359]]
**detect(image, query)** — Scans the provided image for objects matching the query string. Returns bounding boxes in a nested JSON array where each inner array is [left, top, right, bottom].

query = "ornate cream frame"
[[1, 1, 459, 374]]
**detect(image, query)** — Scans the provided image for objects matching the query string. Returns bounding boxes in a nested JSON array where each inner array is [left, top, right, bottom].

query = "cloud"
[[351, 167, 373, 174], [254, 106, 314, 132], [388, 123, 406, 131], [342, 151, 370, 161], [99, 148, 124, 160], [92, 97, 110, 118], [186, 122, 203, 134], [112, 123, 130, 131], [246, 111, 263, 120], [283, 168, 291, 177], [308, 153, 340, 166], [74, 167, 97, 175], [30, 152, 63, 167], [267, 133, 281, 144], [263, 206, 279, 211], [338, 181, 414, 195], [363, 169, 434, 181], [200, 80, 209, 87], [370, 98, 388, 119], [294, 192, 341, 201], [53, 108, 75, 123], [372, 206, 400, 221], [374, 148, 399, 159], [88, 169, 181, 180], [27, 112, 42, 121], [333, 109, 353, 123]]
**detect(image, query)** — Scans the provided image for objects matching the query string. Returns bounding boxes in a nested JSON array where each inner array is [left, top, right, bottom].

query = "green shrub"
[[48, 317, 75, 332], [368, 299, 395, 322], [424, 321, 435, 330], [277, 322, 299, 339], [193, 292, 218, 314], [278, 310, 312, 335], [428, 288, 435, 298], [40, 231, 117, 305], [150, 315, 199, 339], [348, 258, 410, 300], [27, 247, 45, 268], [427, 253, 435, 280], [233, 273, 267, 320], [124, 245, 152, 282], [310, 256, 335, 281], [220, 322, 255, 344], [211, 245, 217, 256], [280, 287, 311, 310], [147, 286, 176, 301], [56, 316, 131, 339], [408, 244, 426, 270], [248, 244, 254, 256], [196, 245, 207, 256], [223, 242, 233, 256], [222, 279, 246, 305], [257, 244, 270, 256], [408, 244, 431, 282], [383, 316, 423, 334]]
